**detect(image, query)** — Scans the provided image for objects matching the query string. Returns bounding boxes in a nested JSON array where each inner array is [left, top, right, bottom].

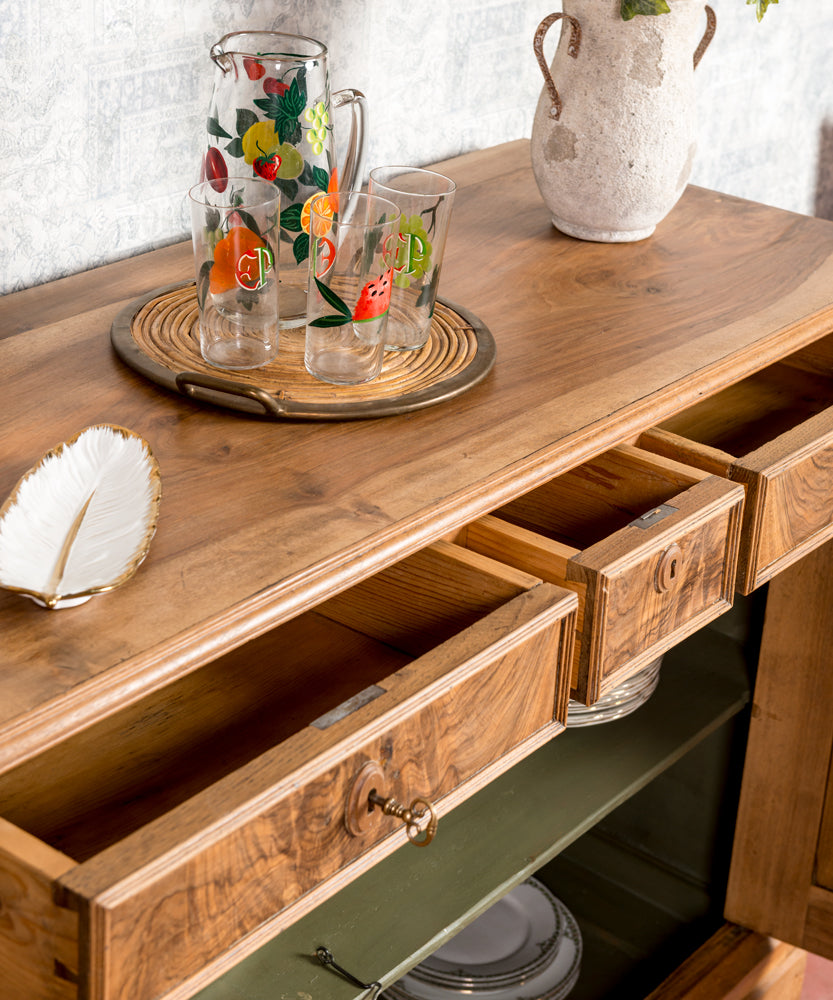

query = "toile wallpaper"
[[0, 0, 830, 295]]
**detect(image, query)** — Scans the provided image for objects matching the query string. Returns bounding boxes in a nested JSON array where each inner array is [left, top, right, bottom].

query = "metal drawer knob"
[[345, 760, 438, 846]]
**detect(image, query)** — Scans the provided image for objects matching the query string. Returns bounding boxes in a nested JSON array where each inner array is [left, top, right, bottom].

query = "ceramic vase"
[[530, 0, 716, 242]]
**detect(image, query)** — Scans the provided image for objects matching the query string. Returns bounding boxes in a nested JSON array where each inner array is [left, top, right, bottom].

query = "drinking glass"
[[368, 166, 457, 351], [189, 177, 280, 370], [304, 191, 401, 385]]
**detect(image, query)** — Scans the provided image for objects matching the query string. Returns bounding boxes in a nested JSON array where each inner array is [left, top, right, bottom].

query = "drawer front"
[[732, 407, 833, 592], [572, 476, 742, 700], [55, 581, 576, 1000], [466, 475, 743, 703]]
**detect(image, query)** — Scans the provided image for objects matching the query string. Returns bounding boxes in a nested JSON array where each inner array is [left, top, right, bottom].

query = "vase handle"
[[693, 5, 717, 69], [533, 13, 582, 122]]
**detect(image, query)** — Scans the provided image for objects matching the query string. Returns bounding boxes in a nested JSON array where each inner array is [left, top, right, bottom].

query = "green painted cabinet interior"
[[193, 601, 760, 1000]]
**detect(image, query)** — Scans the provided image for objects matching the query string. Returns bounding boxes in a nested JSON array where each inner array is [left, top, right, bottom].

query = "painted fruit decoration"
[[243, 57, 265, 81], [205, 60, 338, 265], [309, 269, 394, 328], [353, 270, 393, 322], [202, 147, 228, 192], [209, 226, 270, 295], [253, 142, 281, 181]]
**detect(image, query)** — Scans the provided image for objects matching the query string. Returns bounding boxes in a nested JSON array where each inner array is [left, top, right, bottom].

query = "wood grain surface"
[[645, 923, 806, 1000], [456, 448, 743, 701], [0, 818, 78, 1000], [725, 539, 833, 953], [52, 581, 574, 1000], [3, 140, 833, 772]]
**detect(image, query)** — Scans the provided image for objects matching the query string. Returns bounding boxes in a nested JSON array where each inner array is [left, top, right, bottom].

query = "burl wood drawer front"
[[0, 542, 576, 1000], [451, 446, 744, 704], [639, 333, 833, 594]]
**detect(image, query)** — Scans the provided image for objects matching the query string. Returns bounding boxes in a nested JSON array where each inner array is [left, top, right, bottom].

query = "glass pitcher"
[[203, 31, 368, 327]]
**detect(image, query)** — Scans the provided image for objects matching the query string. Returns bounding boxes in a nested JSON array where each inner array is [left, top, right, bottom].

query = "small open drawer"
[[0, 542, 575, 1000], [449, 445, 744, 704], [638, 332, 833, 593]]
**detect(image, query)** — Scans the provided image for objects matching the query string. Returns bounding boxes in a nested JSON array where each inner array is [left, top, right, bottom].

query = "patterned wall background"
[[0, 0, 830, 295]]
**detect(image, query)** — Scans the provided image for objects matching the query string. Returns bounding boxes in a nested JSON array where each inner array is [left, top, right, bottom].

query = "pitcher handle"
[[533, 13, 582, 123], [693, 5, 717, 69], [332, 88, 368, 192]]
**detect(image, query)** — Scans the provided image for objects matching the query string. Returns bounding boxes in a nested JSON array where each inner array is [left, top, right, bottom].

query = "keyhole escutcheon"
[[655, 543, 683, 594]]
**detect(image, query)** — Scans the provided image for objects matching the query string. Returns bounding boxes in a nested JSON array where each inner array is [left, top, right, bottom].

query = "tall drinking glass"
[[368, 166, 457, 351], [304, 191, 401, 385], [189, 177, 280, 370]]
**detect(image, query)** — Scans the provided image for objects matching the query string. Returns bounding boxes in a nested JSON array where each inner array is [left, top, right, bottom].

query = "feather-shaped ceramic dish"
[[0, 424, 162, 609]]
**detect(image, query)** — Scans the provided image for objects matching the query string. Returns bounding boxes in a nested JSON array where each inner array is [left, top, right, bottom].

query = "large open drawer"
[[0, 542, 576, 1000], [639, 332, 833, 594], [449, 446, 744, 704]]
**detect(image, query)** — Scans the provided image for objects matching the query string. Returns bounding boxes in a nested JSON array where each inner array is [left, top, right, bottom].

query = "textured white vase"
[[530, 0, 715, 242]]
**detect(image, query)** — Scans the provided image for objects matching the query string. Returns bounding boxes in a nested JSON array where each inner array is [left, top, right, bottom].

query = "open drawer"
[[0, 541, 576, 1000], [449, 445, 744, 704], [638, 332, 833, 593]]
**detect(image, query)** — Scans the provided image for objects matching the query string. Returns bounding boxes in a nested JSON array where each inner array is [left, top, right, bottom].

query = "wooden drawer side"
[[55, 584, 575, 1000], [732, 407, 833, 592], [0, 818, 78, 1000], [315, 539, 543, 657]]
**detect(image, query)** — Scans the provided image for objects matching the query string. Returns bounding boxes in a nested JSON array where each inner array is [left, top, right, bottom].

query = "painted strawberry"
[[263, 78, 289, 96], [253, 141, 281, 182], [244, 57, 265, 80]]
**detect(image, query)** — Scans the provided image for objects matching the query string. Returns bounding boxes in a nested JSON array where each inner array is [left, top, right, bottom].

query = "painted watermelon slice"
[[353, 268, 393, 323]]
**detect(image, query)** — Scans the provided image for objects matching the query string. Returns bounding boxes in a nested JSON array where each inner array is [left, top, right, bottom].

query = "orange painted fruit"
[[209, 227, 266, 294], [300, 193, 335, 237]]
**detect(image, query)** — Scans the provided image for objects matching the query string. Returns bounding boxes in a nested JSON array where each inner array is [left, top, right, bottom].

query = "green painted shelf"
[[193, 626, 751, 1000]]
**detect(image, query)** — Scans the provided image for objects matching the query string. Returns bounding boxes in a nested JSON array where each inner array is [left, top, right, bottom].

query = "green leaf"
[[299, 161, 315, 187], [236, 288, 258, 311], [225, 137, 245, 158], [276, 113, 301, 146], [313, 165, 330, 193], [274, 177, 299, 202], [282, 77, 307, 118], [281, 202, 304, 232], [620, 0, 670, 18], [205, 207, 221, 231], [235, 209, 263, 240], [236, 108, 259, 136], [293, 232, 310, 264], [313, 276, 352, 319], [197, 260, 213, 310], [747, 0, 777, 19], [295, 67, 307, 102], [253, 95, 281, 120], [416, 266, 440, 309], [309, 314, 350, 328], [207, 115, 232, 139]]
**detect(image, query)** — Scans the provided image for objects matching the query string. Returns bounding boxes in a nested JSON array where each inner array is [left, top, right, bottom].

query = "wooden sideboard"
[[3, 140, 833, 1000]]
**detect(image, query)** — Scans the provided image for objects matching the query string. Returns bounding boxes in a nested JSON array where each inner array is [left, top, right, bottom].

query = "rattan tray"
[[110, 282, 496, 420]]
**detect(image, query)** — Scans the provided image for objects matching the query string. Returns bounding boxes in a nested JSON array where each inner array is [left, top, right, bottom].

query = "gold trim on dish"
[[0, 424, 162, 609]]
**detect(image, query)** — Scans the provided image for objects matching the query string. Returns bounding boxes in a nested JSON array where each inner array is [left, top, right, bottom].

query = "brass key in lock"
[[367, 790, 438, 846], [344, 760, 438, 846]]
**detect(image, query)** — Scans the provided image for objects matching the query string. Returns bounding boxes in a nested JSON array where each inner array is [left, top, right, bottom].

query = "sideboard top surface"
[[2, 139, 833, 770]]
